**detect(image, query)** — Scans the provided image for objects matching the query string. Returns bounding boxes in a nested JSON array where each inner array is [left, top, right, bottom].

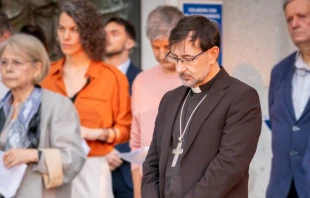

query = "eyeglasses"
[[166, 51, 206, 65], [0, 58, 32, 70]]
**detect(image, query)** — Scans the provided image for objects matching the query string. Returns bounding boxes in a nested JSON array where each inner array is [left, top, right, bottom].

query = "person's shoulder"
[[127, 62, 142, 81], [139, 64, 161, 76], [132, 65, 162, 91], [50, 58, 64, 72], [159, 85, 186, 103], [44, 58, 64, 80], [134, 65, 160, 81], [41, 89, 79, 121], [51, 58, 63, 66], [42, 88, 65, 99], [169, 85, 185, 94], [97, 61, 118, 72], [223, 77, 260, 110], [128, 62, 142, 74], [41, 88, 71, 106], [273, 51, 297, 73], [98, 61, 127, 81], [229, 76, 258, 97]]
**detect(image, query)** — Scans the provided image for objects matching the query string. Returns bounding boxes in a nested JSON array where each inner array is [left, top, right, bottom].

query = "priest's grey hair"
[[146, 5, 183, 41]]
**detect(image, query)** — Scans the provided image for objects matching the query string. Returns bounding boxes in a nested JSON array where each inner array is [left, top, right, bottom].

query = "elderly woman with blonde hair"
[[0, 34, 86, 198]]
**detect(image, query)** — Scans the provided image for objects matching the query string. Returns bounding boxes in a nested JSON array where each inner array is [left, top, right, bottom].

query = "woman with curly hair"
[[41, 0, 132, 197]]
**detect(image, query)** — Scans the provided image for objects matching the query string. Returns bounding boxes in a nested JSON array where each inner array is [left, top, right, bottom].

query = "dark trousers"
[[112, 166, 133, 198], [287, 180, 299, 198]]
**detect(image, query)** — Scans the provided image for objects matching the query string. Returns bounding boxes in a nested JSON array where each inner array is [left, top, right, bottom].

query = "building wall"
[[141, 0, 165, 69], [141, 0, 296, 197], [221, 1, 294, 197]]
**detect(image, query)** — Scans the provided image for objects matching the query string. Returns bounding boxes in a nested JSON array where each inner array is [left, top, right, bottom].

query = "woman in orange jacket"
[[41, 0, 131, 197]]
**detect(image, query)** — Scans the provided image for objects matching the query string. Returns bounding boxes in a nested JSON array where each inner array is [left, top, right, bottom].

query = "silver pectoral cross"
[[171, 141, 183, 167]]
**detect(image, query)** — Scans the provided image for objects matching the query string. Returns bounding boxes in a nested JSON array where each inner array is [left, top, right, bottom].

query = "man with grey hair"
[[129, 5, 183, 198], [267, 0, 310, 197]]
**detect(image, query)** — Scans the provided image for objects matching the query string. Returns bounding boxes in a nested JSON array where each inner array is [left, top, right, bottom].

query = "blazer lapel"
[[126, 64, 134, 82], [38, 90, 50, 148], [0, 109, 6, 134], [297, 73, 310, 122], [283, 59, 296, 121], [160, 86, 188, 164], [159, 86, 189, 188], [299, 99, 310, 122], [183, 69, 229, 155]]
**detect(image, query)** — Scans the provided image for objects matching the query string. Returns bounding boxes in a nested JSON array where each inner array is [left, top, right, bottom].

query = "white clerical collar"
[[295, 51, 310, 71], [117, 58, 131, 74], [191, 86, 202, 93], [190, 67, 223, 93]]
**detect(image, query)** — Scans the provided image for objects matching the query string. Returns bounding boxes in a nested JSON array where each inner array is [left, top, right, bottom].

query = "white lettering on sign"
[[188, 7, 218, 13]]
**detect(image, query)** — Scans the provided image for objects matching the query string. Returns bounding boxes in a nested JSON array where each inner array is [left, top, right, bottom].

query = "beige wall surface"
[[221, 1, 295, 196]]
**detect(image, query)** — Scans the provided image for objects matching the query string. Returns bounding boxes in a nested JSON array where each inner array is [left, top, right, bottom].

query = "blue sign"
[[183, 2, 223, 66]]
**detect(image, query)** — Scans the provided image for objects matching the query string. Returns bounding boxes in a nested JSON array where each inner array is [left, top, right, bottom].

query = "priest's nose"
[[176, 61, 187, 73]]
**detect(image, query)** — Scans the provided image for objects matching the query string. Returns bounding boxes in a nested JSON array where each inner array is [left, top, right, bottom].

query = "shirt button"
[[292, 126, 300, 132], [290, 150, 298, 156]]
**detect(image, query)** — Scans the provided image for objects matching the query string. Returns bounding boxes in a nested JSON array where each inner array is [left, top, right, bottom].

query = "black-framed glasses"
[[166, 51, 206, 65]]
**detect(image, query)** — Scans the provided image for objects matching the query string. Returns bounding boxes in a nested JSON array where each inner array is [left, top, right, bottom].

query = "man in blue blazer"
[[104, 17, 142, 198], [267, 0, 310, 197]]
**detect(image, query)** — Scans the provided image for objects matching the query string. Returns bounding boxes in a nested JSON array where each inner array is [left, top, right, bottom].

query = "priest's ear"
[[208, 46, 220, 64], [208, 46, 220, 65]]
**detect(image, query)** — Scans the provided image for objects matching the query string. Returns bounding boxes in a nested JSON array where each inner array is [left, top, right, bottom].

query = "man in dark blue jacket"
[[104, 17, 142, 198], [267, 0, 310, 197]]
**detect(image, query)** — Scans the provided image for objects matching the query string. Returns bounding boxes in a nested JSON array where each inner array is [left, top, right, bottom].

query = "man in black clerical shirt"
[[141, 15, 262, 198]]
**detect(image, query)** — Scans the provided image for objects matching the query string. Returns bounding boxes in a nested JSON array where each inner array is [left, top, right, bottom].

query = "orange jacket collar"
[[50, 58, 101, 79]]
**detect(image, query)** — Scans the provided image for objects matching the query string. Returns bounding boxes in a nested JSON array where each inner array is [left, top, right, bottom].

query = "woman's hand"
[[81, 126, 108, 141], [3, 148, 38, 168], [106, 149, 123, 171]]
